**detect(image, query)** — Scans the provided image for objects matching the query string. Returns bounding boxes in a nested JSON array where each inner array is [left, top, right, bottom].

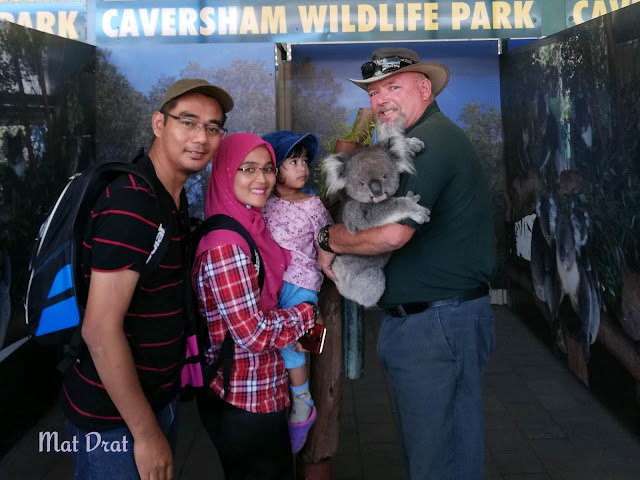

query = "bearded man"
[[318, 47, 496, 480]]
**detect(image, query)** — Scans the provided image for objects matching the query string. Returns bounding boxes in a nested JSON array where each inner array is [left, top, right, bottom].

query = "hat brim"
[[347, 63, 450, 97], [284, 133, 319, 166]]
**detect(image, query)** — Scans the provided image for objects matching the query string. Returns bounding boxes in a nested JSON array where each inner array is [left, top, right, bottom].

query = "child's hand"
[[318, 249, 337, 282], [292, 341, 308, 353]]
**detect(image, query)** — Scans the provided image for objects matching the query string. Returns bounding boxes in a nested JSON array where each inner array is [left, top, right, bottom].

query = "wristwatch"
[[318, 224, 334, 253]]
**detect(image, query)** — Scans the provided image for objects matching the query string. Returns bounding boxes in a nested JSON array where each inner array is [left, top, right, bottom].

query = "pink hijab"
[[195, 133, 290, 311]]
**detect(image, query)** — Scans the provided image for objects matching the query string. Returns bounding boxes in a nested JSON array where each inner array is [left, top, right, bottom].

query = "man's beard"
[[376, 108, 407, 142]]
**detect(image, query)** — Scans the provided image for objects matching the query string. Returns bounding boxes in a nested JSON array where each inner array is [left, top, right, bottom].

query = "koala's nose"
[[369, 179, 383, 196]]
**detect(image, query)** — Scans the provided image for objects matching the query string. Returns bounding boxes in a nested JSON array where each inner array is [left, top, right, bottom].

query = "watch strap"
[[318, 224, 334, 253]]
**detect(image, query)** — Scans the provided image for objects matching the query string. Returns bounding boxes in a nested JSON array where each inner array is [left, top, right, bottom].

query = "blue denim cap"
[[262, 131, 319, 167]]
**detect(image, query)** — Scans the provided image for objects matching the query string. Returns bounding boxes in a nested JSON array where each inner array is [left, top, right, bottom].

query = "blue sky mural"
[[292, 40, 501, 126], [104, 39, 500, 127], [106, 42, 275, 95]]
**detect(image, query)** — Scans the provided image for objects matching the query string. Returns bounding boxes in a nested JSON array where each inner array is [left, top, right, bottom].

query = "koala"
[[322, 129, 430, 307]]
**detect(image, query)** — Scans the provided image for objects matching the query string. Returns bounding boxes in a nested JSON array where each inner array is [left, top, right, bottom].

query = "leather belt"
[[384, 285, 490, 317]]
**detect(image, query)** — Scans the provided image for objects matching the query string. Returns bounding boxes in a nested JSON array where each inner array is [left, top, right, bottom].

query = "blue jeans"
[[67, 397, 179, 480], [279, 281, 318, 370], [378, 296, 495, 480]]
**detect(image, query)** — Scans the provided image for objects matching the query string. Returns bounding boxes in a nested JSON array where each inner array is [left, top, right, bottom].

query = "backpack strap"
[[56, 152, 180, 373], [197, 214, 264, 290], [81, 154, 175, 271], [194, 214, 264, 399]]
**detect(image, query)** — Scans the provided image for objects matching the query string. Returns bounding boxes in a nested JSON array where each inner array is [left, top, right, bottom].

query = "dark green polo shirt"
[[379, 101, 496, 307]]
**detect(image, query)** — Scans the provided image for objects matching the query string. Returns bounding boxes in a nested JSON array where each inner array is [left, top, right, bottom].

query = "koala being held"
[[322, 129, 430, 307]]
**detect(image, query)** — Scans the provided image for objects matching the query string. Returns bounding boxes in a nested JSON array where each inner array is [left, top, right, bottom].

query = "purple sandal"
[[288, 405, 317, 453]]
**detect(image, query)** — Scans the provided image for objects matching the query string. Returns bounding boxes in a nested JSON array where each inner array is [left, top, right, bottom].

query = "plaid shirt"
[[195, 244, 315, 413]]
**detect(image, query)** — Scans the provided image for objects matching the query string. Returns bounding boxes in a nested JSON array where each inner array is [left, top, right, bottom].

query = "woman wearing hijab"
[[193, 133, 318, 479]]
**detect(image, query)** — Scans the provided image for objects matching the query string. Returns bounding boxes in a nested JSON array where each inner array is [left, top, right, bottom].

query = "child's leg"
[[280, 344, 313, 423], [287, 364, 307, 387], [279, 282, 319, 424]]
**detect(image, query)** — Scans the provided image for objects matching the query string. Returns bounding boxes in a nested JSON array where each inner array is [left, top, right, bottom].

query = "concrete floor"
[[1, 305, 640, 479]]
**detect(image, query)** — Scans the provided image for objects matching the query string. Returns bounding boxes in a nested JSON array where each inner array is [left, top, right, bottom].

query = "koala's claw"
[[406, 202, 430, 224], [410, 208, 431, 224], [406, 137, 425, 155], [406, 191, 421, 203], [393, 192, 430, 224]]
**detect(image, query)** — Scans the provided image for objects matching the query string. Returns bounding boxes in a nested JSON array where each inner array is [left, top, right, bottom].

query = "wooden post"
[[298, 107, 375, 479], [352, 108, 374, 144], [343, 299, 364, 380], [298, 281, 343, 479], [331, 128, 368, 383]]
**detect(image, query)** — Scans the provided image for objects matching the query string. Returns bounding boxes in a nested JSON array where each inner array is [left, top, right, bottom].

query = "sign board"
[[95, 0, 542, 44], [0, 1, 85, 40], [566, 0, 639, 25]]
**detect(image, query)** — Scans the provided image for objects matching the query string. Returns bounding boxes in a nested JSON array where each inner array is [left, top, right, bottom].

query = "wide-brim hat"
[[160, 78, 234, 113], [348, 47, 450, 97], [262, 131, 319, 167]]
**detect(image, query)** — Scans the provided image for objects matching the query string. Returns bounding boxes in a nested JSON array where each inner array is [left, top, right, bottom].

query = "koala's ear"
[[396, 155, 417, 175], [322, 153, 348, 194], [383, 133, 417, 175]]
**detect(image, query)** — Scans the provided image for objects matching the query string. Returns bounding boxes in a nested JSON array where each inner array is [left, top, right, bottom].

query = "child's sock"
[[289, 381, 313, 423]]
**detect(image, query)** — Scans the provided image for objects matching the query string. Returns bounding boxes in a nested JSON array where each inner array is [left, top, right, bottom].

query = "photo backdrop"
[[289, 40, 507, 286], [501, 1, 640, 425], [95, 42, 275, 218], [0, 20, 95, 350], [0, 20, 96, 456]]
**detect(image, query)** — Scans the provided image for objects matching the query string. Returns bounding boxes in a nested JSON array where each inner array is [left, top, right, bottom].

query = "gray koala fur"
[[322, 129, 430, 307]]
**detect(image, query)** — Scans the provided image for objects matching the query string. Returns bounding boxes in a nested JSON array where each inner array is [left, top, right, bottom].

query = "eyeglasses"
[[163, 112, 227, 137], [360, 56, 416, 80], [237, 166, 278, 177]]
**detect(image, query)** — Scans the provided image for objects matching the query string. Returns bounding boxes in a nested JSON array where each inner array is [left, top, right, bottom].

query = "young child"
[[262, 130, 334, 453]]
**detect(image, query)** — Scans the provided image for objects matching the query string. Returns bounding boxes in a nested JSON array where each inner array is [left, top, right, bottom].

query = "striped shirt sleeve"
[[88, 174, 161, 273]]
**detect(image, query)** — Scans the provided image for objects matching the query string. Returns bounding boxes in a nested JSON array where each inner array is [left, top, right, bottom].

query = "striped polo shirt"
[[61, 158, 188, 431]]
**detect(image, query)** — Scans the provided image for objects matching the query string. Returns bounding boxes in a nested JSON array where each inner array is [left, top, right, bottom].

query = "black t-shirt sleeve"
[[89, 175, 161, 273]]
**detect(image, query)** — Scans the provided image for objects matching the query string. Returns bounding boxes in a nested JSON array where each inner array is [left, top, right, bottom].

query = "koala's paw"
[[404, 191, 430, 224], [406, 137, 425, 156], [408, 206, 431, 224]]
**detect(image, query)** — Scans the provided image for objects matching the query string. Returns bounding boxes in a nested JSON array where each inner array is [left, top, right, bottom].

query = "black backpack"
[[25, 150, 176, 372], [181, 214, 264, 401]]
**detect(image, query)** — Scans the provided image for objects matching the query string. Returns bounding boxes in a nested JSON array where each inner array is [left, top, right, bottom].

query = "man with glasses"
[[318, 47, 496, 479], [62, 79, 232, 480]]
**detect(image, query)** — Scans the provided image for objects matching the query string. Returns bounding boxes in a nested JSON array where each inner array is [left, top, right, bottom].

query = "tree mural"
[[501, 6, 640, 356], [94, 53, 279, 217], [96, 49, 153, 163], [176, 58, 277, 217], [289, 57, 349, 146], [181, 58, 276, 135], [0, 22, 95, 346]]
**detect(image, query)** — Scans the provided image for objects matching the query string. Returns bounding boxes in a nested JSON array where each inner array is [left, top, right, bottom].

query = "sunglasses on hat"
[[360, 56, 416, 80]]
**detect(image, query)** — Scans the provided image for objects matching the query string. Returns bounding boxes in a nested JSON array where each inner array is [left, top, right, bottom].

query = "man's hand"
[[318, 249, 337, 282], [134, 427, 174, 480]]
